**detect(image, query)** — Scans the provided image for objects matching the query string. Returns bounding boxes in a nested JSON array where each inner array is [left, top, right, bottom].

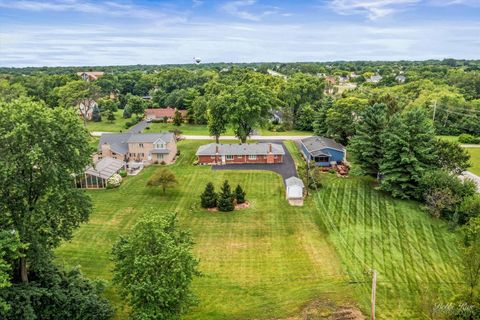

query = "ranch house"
[[196, 143, 285, 165], [300, 136, 346, 167]]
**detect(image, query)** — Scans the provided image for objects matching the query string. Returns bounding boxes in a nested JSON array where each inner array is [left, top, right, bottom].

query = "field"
[[467, 147, 480, 175], [56, 140, 462, 319]]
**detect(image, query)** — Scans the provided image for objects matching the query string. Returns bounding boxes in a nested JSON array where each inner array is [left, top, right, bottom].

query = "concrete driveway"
[[212, 140, 298, 183]]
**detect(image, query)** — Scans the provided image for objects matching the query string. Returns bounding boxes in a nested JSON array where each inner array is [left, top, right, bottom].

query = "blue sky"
[[0, 0, 479, 67]]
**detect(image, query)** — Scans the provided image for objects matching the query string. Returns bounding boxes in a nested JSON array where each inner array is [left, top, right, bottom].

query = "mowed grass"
[[146, 123, 235, 136], [86, 110, 130, 132], [436, 135, 459, 143], [56, 140, 353, 319], [466, 147, 480, 175], [257, 129, 313, 136]]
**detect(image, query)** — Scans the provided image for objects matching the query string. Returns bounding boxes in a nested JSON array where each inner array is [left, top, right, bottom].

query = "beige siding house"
[[95, 132, 177, 164]]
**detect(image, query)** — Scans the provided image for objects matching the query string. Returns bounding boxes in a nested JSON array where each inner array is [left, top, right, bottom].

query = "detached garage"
[[285, 176, 305, 206]]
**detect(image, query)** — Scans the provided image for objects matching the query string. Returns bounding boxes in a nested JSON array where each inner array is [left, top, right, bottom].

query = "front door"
[[221, 155, 226, 164]]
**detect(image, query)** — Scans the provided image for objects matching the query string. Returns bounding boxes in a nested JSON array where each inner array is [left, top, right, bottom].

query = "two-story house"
[[95, 132, 177, 164]]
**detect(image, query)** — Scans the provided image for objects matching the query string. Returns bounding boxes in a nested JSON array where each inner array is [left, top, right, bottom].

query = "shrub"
[[160, 161, 166, 165], [200, 182, 217, 208], [107, 173, 122, 188], [118, 169, 127, 178], [458, 134, 480, 144], [176, 150, 181, 156], [328, 169, 336, 174]]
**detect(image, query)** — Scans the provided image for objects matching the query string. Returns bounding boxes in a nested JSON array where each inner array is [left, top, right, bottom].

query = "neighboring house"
[[77, 71, 104, 81], [300, 136, 346, 166], [79, 157, 125, 189], [144, 108, 188, 122], [95, 132, 177, 164], [324, 76, 337, 85], [196, 143, 285, 165], [366, 75, 383, 83], [77, 100, 97, 120], [395, 75, 406, 83], [285, 176, 305, 206], [338, 75, 349, 83]]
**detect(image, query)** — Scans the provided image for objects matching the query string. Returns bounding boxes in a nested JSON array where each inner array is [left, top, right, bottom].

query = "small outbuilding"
[[285, 176, 305, 206]]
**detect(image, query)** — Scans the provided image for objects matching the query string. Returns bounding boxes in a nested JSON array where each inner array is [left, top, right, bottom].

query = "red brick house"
[[145, 108, 188, 122], [196, 143, 285, 165]]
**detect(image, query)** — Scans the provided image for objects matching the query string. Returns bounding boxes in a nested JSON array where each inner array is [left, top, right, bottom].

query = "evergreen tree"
[[106, 109, 115, 123], [234, 185, 246, 204], [349, 103, 389, 177], [200, 182, 217, 208], [92, 105, 101, 122], [173, 110, 182, 126], [123, 106, 131, 119], [217, 180, 234, 212], [380, 108, 437, 199]]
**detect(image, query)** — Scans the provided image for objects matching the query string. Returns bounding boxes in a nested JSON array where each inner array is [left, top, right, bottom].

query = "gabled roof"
[[301, 136, 345, 153], [98, 132, 174, 152], [145, 108, 188, 118], [196, 143, 285, 156], [85, 157, 124, 179]]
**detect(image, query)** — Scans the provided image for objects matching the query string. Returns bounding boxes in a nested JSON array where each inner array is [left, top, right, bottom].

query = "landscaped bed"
[[56, 140, 463, 319]]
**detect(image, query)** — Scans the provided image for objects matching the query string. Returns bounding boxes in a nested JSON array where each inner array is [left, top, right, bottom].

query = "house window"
[[157, 154, 164, 160], [248, 155, 257, 160], [139, 143, 144, 148], [314, 156, 329, 162], [155, 143, 164, 149], [140, 153, 144, 157], [226, 155, 234, 160], [274, 155, 277, 159]]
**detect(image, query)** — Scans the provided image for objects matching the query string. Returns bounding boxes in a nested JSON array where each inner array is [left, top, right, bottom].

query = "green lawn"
[[146, 123, 235, 136], [437, 135, 459, 143], [467, 148, 480, 175], [56, 140, 463, 319], [56, 140, 353, 319], [86, 110, 130, 132], [258, 129, 313, 136]]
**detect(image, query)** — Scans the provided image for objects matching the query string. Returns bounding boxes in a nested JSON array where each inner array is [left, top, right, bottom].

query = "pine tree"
[[380, 108, 437, 199], [92, 105, 102, 122], [349, 103, 388, 177], [123, 106, 131, 119], [200, 182, 217, 208], [173, 110, 183, 126], [217, 180, 234, 212], [106, 109, 116, 123], [234, 184, 246, 204]]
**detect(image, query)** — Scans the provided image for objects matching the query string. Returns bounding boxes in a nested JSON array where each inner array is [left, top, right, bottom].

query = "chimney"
[[215, 144, 219, 154], [268, 143, 272, 153]]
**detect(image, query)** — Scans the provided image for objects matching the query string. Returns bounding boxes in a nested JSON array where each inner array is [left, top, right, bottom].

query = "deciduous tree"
[[112, 213, 200, 320], [147, 168, 178, 193], [55, 80, 100, 124]]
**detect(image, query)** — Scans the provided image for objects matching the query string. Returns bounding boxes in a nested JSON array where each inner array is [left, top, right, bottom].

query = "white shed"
[[285, 176, 305, 206]]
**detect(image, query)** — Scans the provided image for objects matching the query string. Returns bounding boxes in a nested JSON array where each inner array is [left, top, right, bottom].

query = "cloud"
[[0, 0, 173, 19], [328, 0, 420, 20], [220, 0, 286, 21]]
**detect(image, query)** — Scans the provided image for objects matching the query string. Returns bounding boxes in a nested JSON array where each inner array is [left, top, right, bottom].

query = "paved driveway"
[[212, 140, 297, 182], [127, 120, 149, 133]]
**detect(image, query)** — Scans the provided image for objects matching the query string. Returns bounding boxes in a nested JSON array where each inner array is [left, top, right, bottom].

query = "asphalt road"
[[212, 140, 298, 182], [127, 120, 149, 133]]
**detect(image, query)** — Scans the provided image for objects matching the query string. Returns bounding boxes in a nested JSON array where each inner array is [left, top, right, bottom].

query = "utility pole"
[[432, 100, 437, 123], [371, 269, 377, 320]]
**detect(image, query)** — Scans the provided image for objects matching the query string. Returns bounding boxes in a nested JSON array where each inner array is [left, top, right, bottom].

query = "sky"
[[0, 0, 479, 67]]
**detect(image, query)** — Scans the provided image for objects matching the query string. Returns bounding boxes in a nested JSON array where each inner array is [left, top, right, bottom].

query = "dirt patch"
[[206, 201, 251, 212], [273, 299, 365, 320]]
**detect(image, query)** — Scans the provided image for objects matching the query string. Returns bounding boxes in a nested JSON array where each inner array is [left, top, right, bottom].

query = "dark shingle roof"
[[98, 132, 174, 153], [196, 143, 285, 156], [301, 136, 345, 153]]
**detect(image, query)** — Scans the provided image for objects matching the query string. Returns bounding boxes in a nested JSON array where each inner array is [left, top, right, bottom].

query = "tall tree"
[[207, 97, 229, 143], [112, 213, 200, 320], [0, 98, 93, 283], [325, 97, 369, 145], [434, 139, 471, 174], [173, 110, 182, 126], [349, 103, 389, 177], [226, 84, 277, 143], [55, 80, 100, 124], [125, 94, 146, 118], [380, 108, 437, 199]]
